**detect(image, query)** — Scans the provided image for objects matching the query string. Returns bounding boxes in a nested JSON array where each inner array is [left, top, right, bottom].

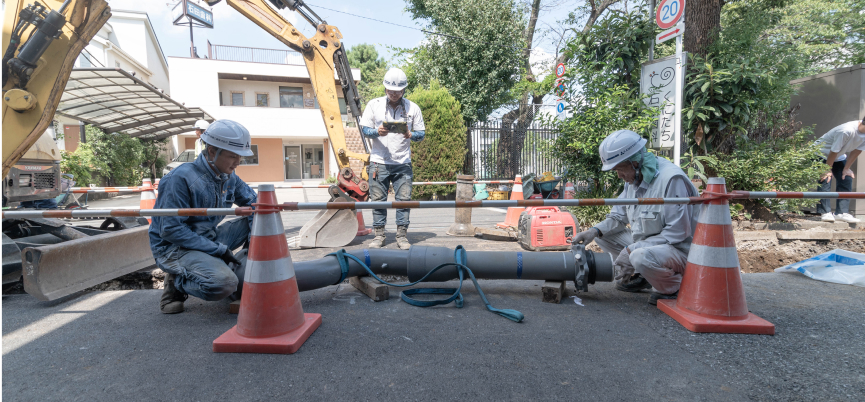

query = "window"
[[256, 93, 269, 107], [78, 54, 91, 67], [279, 86, 303, 108], [240, 145, 259, 165], [231, 92, 244, 106], [219, 92, 223, 106], [338, 98, 347, 115]]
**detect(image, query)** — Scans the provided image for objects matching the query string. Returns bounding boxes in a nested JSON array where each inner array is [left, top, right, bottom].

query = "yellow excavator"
[[2, 0, 371, 299]]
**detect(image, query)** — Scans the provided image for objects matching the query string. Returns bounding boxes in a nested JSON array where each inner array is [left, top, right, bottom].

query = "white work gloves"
[[613, 247, 633, 280], [571, 228, 599, 245]]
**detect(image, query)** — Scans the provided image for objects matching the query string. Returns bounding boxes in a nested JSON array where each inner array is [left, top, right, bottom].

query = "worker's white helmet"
[[599, 130, 647, 171], [193, 119, 210, 130], [200, 120, 254, 156], [382, 68, 408, 91]]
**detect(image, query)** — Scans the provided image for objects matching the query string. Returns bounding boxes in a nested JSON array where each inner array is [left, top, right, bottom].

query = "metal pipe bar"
[[731, 191, 865, 199]]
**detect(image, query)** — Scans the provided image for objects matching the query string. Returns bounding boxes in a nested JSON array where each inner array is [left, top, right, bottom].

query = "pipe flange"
[[571, 244, 589, 292]]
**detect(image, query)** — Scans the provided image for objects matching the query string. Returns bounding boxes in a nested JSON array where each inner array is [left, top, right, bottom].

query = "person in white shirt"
[[359, 68, 426, 250], [570, 130, 699, 305], [814, 117, 865, 223], [193, 120, 210, 158]]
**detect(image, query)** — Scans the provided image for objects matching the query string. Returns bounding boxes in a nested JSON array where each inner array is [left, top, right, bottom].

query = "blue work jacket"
[[148, 153, 257, 259]]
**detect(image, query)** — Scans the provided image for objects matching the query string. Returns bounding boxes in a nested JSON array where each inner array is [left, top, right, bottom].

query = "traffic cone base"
[[356, 211, 372, 236], [498, 175, 523, 228], [657, 300, 775, 335], [212, 313, 321, 354]]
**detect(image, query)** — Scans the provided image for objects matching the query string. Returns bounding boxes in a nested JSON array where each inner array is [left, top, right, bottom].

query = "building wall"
[[791, 64, 865, 216], [63, 125, 81, 152], [234, 138, 284, 182], [107, 18, 147, 70]]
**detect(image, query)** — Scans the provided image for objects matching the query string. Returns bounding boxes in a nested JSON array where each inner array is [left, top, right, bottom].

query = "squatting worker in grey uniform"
[[571, 130, 699, 305], [359, 67, 426, 250], [149, 120, 257, 314]]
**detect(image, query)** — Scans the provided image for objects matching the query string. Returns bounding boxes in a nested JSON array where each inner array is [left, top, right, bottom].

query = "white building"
[[167, 43, 362, 182], [58, 9, 171, 151]]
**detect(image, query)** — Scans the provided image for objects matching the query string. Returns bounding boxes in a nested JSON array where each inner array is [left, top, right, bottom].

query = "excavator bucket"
[[22, 226, 155, 301], [289, 208, 359, 248]]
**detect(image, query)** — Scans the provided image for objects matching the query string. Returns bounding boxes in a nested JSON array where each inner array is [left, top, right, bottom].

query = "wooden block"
[[229, 300, 240, 314], [349, 276, 389, 301], [542, 280, 565, 304]]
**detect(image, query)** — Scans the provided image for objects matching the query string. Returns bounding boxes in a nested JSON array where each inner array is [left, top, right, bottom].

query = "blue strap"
[[327, 246, 524, 323]]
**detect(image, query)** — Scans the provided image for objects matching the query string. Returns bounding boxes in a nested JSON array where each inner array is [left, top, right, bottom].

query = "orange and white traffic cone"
[[213, 183, 322, 354], [564, 181, 575, 199], [356, 211, 372, 236], [657, 177, 775, 335], [139, 178, 156, 224], [497, 175, 525, 229]]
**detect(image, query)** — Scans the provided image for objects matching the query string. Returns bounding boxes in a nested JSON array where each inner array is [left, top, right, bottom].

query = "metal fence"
[[208, 42, 304, 66], [465, 105, 561, 180]]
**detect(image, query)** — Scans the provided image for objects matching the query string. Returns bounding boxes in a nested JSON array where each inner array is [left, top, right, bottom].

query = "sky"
[[107, 0, 578, 70]]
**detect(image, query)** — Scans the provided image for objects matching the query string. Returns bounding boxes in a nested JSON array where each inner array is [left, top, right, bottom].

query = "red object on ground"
[[497, 175, 525, 229], [213, 184, 322, 354], [356, 211, 372, 236], [657, 177, 775, 335], [517, 206, 577, 251]]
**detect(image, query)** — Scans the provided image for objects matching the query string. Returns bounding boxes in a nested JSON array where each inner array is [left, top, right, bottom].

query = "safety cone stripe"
[[252, 215, 285, 237], [697, 205, 733, 225], [692, 223, 736, 248], [513, 184, 522, 192], [676, 262, 749, 318], [244, 257, 296, 283], [141, 191, 156, 200], [686, 244, 739, 268], [249, 234, 290, 261]]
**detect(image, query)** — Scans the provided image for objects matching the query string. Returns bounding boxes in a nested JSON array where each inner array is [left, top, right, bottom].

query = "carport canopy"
[[56, 68, 212, 141]]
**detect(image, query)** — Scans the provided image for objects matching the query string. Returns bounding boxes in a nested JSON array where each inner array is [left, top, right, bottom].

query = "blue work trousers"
[[368, 162, 413, 227], [817, 160, 852, 215], [157, 217, 250, 301]]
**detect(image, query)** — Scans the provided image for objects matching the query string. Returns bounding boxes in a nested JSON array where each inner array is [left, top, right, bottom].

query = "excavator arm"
[[223, 0, 371, 201], [2, 0, 112, 177]]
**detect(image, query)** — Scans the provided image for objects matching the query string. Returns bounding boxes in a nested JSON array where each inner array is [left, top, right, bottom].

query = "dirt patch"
[[84, 269, 166, 292], [737, 239, 865, 273]]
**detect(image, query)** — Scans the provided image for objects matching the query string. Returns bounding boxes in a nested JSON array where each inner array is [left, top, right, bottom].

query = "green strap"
[[327, 246, 524, 323]]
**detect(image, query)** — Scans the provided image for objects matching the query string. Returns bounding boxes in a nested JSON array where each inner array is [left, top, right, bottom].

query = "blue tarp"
[[775, 249, 865, 287]]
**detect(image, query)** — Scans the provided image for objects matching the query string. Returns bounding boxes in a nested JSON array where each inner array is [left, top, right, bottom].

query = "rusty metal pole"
[[447, 174, 476, 236]]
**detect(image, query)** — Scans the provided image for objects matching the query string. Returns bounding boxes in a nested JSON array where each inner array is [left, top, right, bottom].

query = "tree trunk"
[[683, 0, 722, 58]]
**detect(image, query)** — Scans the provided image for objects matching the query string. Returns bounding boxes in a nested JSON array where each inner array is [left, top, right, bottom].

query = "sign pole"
[[674, 32, 682, 165]]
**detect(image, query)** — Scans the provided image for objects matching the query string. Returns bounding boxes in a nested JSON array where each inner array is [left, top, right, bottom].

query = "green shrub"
[[407, 80, 467, 199]]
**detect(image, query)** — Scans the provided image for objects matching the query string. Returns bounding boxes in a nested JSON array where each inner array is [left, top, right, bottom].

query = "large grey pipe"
[[292, 246, 614, 292]]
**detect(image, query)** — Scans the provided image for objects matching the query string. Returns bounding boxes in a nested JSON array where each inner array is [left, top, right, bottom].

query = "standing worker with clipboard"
[[359, 68, 426, 249]]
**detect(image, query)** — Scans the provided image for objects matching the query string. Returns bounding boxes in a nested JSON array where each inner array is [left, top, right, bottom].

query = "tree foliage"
[[404, 0, 525, 125], [407, 81, 467, 199], [60, 125, 168, 187], [346, 43, 387, 109]]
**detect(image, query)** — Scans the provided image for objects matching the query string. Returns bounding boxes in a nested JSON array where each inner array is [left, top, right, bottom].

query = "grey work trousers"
[[594, 230, 689, 295]]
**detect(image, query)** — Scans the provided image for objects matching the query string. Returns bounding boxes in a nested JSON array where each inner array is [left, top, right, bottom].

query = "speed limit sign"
[[656, 0, 685, 30]]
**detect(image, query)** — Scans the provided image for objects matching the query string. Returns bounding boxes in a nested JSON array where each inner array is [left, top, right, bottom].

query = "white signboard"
[[640, 53, 687, 150], [556, 99, 567, 121]]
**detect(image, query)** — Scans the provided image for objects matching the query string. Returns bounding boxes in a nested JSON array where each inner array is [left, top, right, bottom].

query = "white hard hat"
[[382, 68, 408, 91], [200, 120, 254, 156], [599, 130, 647, 171], [193, 119, 210, 130]]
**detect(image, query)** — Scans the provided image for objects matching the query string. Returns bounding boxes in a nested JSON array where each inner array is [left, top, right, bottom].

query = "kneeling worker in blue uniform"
[[149, 120, 257, 314]]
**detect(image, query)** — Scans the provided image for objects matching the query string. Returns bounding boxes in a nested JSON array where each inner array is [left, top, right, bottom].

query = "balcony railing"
[[208, 41, 304, 66]]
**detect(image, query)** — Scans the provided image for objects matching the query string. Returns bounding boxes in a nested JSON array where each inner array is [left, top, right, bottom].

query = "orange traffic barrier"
[[657, 177, 775, 335], [356, 211, 372, 236], [496, 175, 525, 229], [564, 182, 575, 199], [139, 178, 156, 223], [213, 183, 321, 354]]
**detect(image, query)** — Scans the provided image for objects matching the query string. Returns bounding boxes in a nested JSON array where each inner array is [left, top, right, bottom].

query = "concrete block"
[[229, 300, 240, 314], [776, 231, 833, 240], [349, 276, 389, 301], [542, 281, 565, 304], [832, 231, 865, 240], [734, 231, 777, 241]]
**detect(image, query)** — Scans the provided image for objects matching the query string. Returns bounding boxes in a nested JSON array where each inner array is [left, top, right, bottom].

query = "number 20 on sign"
[[656, 0, 685, 30]]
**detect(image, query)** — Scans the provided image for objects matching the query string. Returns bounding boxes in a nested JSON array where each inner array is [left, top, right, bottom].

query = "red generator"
[[517, 206, 577, 251]]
